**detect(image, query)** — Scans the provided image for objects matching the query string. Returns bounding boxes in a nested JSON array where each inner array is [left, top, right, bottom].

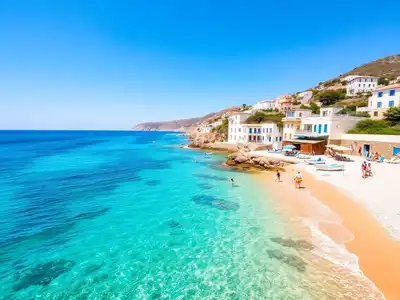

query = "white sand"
[[252, 150, 400, 240], [295, 156, 400, 241]]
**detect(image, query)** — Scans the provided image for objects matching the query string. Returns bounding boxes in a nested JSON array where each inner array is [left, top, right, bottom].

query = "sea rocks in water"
[[166, 220, 182, 228], [192, 194, 239, 211], [145, 180, 161, 186], [226, 151, 286, 171], [72, 207, 111, 221], [13, 259, 75, 291], [193, 174, 227, 182], [270, 237, 314, 251], [197, 182, 213, 190], [82, 263, 104, 275], [266, 249, 306, 272]]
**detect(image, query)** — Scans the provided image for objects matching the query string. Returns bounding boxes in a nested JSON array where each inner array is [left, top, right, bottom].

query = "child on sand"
[[275, 170, 281, 182], [294, 172, 303, 189]]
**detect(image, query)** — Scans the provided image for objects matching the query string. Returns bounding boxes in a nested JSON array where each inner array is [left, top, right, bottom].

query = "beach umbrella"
[[283, 145, 296, 149], [332, 145, 351, 152], [282, 148, 294, 152]]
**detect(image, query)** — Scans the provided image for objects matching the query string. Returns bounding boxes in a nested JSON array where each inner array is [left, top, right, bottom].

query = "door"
[[363, 144, 370, 156], [393, 147, 400, 156]]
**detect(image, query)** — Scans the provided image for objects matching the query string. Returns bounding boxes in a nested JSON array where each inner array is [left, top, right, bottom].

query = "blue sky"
[[0, 0, 399, 129]]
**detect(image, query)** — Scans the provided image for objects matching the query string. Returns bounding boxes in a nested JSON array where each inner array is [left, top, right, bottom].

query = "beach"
[[259, 160, 400, 300]]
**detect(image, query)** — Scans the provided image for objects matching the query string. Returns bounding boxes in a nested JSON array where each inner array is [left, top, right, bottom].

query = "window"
[[378, 92, 383, 97], [374, 111, 378, 117], [368, 84, 371, 87], [291, 124, 294, 128], [313, 125, 317, 132], [258, 128, 261, 134], [389, 101, 395, 107], [275, 137, 278, 141], [262, 128, 265, 133], [249, 128, 252, 133], [299, 113, 302, 117], [318, 124, 322, 133], [324, 124, 328, 133], [269, 128, 272, 133], [377, 102, 382, 108], [279, 137, 282, 141], [358, 84, 360, 87], [389, 90, 396, 96], [238, 128, 241, 132], [269, 137, 271, 142]]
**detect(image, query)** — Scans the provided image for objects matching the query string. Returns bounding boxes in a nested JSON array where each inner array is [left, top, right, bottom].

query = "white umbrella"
[[282, 148, 294, 152], [332, 145, 351, 151], [283, 145, 296, 149]]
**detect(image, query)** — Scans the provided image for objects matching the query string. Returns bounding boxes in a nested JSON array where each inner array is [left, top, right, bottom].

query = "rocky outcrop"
[[225, 145, 287, 171]]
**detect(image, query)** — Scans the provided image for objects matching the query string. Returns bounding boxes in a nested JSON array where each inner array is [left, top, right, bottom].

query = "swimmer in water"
[[229, 177, 234, 185]]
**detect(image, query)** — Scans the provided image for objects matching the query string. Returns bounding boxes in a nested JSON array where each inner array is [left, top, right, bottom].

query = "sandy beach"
[[260, 162, 400, 300]]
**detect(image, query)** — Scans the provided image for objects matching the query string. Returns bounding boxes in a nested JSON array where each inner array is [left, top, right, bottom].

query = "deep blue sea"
[[0, 131, 384, 299]]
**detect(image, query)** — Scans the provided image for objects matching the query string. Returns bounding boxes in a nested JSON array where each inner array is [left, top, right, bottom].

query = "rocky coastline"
[[185, 131, 288, 171]]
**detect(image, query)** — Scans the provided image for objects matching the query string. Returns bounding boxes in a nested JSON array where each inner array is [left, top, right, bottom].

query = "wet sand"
[[261, 167, 400, 300]]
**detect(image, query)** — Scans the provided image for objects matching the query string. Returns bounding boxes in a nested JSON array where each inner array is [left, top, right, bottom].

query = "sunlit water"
[[0, 131, 384, 299]]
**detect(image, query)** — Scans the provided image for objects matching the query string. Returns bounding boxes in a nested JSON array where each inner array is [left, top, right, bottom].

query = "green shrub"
[[314, 89, 346, 106], [384, 107, 400, 125], [245, 111, 284, 128], [212, 119, 229, 135], [347, 119, 400, 135], [300, 102, 320, 114], [378, 77, 390, 86]]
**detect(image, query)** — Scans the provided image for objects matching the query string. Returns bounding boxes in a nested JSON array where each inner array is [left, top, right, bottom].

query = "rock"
[[234, 155, 249, 163]]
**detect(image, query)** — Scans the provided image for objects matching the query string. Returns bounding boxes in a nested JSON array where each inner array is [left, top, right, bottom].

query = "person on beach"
[[358, 146, 362, 157], [361, 161, 367, 178], [294, 172, 303, 189], [275, 170, 281, 182], [367, 163, 373, 177]]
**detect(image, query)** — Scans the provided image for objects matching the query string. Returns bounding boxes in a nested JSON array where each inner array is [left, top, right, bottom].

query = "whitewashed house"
[[252, 99, 276, 111], [357, 83, 400, 119], [228, 113, 282, 148], [297, 91, 313, 104], [281, 107, 366, 154], [346, 76, 378, 96], [199, 120, 223, 133]]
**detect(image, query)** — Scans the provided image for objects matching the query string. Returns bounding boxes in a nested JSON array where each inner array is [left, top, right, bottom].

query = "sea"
[[0, 130, 384, 299]]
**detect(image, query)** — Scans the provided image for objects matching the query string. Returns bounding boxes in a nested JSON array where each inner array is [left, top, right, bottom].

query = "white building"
[[342, 75, 361, 82], [282, 109, 313, 141], [357, 83, 400, 119], [294, 107, 365, 140], [297, 91, 313, 104], [346, 76, 378, 96], [199, 120, 223, 133], [252, 99, 276, 111], [228, 113, 282, 148]]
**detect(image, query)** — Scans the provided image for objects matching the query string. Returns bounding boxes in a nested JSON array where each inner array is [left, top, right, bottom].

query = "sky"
[[0, 0, 399, 130]]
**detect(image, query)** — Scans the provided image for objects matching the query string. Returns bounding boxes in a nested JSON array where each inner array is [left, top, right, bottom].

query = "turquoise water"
[[0, 131, 384, 299]]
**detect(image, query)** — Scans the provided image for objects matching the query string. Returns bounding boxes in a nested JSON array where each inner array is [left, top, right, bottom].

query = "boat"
[[205, 152, 213, 155], [305, 158, 326, 165], [316, 164, 345, 171]]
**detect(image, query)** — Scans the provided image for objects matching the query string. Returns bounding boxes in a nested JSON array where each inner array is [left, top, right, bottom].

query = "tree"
[[300, 102, 320, 114], [384, 107, 400, 125], [314, 89, 346, 106], [378, 77, 389, 86]]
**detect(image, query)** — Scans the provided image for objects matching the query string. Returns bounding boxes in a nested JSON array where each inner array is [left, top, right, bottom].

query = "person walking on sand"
[[275, 170, 281, 182], [361, 161, 367, 178], [358, 146, 362, 157], [294, 172, 303, 189]]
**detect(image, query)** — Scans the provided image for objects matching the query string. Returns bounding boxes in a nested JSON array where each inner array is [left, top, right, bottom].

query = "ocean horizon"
[[0, 130, 383, 299]]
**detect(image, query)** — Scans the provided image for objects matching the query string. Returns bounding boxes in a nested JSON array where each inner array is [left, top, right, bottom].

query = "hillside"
[[134, 107, 240, 131], [340, 55, 400, 79], [134, 117, 203, 131]]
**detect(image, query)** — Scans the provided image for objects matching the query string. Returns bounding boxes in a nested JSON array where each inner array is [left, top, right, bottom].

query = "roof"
[[374, 83, 400, 91], [285, 139, 326, 144]]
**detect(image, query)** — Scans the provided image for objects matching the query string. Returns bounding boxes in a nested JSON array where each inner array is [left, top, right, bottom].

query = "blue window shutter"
[[378, 92, 383, 97], [377, 102, 382, 108], [389, 101, 394, 107], [324, 124, 328, 133], [313, 125, 317, 132], [389, 90, 395, 96]]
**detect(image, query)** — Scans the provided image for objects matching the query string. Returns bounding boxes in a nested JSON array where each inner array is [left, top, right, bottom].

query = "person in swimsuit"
[[294, 172, 303, 189]]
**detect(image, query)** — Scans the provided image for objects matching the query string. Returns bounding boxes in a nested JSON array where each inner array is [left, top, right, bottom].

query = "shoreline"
[[261, 166, 400, 300], [185, 142, 400, 298]]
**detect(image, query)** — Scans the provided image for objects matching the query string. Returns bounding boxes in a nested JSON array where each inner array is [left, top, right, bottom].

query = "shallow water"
[[0, 131, 384, 299]]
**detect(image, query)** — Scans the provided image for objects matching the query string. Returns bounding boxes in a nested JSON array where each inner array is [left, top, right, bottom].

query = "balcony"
[[293, 129, 328, 139]]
